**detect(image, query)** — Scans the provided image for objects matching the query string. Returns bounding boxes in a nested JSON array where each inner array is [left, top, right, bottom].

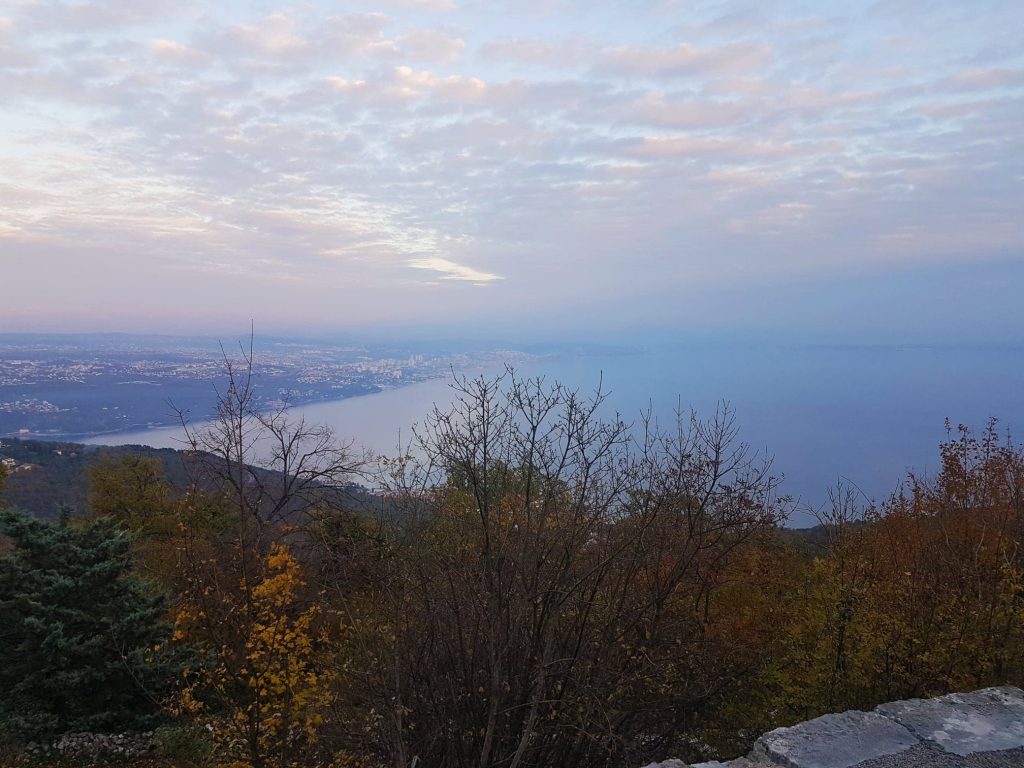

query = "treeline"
[[0, 439, 187, 521], [0, 363, 1022, 768], [0, 437, 380, 522]]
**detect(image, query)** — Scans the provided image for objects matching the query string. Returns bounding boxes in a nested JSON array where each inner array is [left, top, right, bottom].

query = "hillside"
[[0, 436, 376, 520], [0, 438, 183, 519]]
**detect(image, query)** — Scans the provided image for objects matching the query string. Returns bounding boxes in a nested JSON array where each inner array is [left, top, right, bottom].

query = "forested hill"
[[0, 436, 838, 547], [0, 437, 376, 520], [0, 438, 185, 519]]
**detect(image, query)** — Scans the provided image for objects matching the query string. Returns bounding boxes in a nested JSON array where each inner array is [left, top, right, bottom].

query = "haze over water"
[[89, 341, 1024, 527]]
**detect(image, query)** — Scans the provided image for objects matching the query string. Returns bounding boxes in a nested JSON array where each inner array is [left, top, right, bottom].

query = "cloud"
[[478, 38, 588, 67], [148, 38, 209, 66], [1, 0, 1022, 334], [396, 28, 465, 64], [404, 66, 486, 100], [323, 76, 367, 93], [595, 41, 773, 78], [938, 67, 1024, 91], [15, 0, 198, 33], [375, 0, 456, 11], [478, 37, 773, 78], [194, 12, 469, 72], [628, 136, 796, 159], [217, 12, 308, 58], [616, 92, 750, 129], [407, 257, 502, 282]]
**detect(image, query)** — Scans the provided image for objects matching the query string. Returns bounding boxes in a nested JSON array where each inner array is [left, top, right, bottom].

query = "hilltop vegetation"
[[0, 438, 186, 519], [0, 362, 1022, 768], [0, 438, 377, 524]]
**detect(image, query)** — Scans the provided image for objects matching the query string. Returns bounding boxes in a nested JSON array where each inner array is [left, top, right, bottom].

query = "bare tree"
[[337, 368, 788, 768], [174, 337, 366, 536]]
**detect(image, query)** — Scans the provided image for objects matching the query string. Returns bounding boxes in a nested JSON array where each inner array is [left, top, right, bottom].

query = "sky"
[[1, 0, 1022, 341]]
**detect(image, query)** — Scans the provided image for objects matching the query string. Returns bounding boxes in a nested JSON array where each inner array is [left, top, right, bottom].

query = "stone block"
[[750, 710, 919, 768], [875, 686, 1024, 757]]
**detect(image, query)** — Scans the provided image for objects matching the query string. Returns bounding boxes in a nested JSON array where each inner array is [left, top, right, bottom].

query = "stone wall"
[[644, 686, 1024, 768]]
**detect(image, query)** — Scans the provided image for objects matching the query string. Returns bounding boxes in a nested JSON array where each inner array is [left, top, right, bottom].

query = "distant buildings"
[[0, 456, 35, 471]]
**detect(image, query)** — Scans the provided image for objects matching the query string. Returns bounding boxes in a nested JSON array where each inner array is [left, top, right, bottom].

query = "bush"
[[152, 724, 213, 765]]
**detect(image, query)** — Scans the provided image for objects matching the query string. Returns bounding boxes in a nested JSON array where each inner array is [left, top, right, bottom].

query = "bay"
[[84, 343, 1024, 526]]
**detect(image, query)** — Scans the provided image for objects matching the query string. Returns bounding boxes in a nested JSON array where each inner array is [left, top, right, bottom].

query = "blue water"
[[88, 343, 1024, 527]]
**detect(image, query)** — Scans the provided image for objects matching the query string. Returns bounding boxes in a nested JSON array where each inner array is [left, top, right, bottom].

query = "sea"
[[84, 342, 1024, 527]]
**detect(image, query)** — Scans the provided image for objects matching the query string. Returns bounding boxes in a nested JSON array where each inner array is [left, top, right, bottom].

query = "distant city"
[[0, 334, 533, 439]]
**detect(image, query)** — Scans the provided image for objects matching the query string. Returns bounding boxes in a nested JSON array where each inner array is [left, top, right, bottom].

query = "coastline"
[[60, 375, 459, 451]]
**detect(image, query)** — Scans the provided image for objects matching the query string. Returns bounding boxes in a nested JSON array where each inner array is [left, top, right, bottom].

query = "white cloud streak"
[[407, 257, 502, 282]]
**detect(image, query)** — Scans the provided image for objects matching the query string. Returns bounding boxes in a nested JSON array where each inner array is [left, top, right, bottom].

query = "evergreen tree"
[[0, 509, 175, 740]]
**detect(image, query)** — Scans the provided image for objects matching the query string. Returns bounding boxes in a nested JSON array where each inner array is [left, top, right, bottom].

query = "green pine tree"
[[0, 509, 177, 740]]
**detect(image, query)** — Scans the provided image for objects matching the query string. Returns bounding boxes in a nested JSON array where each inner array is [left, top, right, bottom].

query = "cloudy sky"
[[2, 0, 1022, 340]]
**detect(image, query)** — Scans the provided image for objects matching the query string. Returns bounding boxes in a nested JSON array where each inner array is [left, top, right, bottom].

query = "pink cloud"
[[596, 40, 773, 78], [939, 68, 1024, 91], [395, 28, 465, 64], [618, 92, 750, 129], [629, 136, 795, 159], [478, 38, 588, 67]]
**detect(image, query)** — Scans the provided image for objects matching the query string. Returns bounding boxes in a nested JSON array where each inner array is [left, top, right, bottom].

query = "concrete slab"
[[750, 710, 919, 768], [876, 687, 1024, 756]]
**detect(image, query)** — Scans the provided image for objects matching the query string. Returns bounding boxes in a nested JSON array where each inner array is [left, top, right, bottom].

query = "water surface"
[[86, 343, 1024, 526]]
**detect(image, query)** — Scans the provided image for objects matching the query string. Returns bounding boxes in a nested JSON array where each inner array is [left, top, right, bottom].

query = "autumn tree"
[[169, 340, 364, 768], [88, 453, 173, 531], [86, 452, 186, 589], [759, 421, 1024, 729], [175, 543, 331, 768], [330, 370, 788, 768], [855, 420, 1024, 698]]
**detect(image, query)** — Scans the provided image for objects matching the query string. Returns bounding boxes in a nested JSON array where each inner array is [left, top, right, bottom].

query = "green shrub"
[[152, 724, 213, 765]]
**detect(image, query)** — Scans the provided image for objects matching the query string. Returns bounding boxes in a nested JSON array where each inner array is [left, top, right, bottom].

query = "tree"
[[854, 420, 1024, 699], [175, 543, 331, 768], [0, 509, 176, 740], [170, 340, 365, 768], [334, 370, 788, 768], [176, 339, 365, 540], [87, 452, 184, 589], [762, 421, 1024, 725], [88, 453, 173, 533]]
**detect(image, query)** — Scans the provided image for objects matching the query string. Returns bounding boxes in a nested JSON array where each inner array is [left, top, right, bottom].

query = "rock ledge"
[[643, 686, 1024, 768]]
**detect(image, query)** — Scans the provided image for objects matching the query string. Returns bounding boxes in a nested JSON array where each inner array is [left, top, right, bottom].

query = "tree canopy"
[[0, 510, 176, 740]]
